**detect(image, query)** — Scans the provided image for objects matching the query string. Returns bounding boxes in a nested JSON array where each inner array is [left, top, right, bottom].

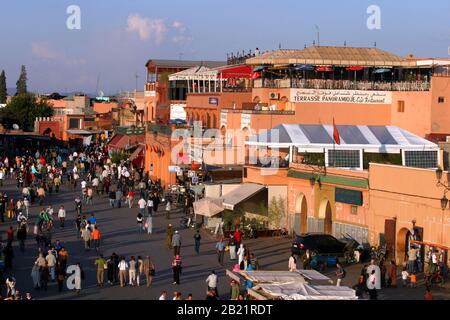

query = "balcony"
[[254, 78, 431, 91], [222, 108, 295, 115]]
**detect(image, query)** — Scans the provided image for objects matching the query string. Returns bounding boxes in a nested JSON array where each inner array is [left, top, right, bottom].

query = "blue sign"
[[209, 97, 219, 105], [335, 188, 363, 206]]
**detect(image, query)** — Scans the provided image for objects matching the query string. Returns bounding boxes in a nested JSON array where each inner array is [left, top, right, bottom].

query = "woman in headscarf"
[[288, 253, 297, 272], [30, 262, 40, 289]]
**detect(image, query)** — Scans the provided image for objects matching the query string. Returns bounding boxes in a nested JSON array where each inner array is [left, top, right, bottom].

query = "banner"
[[290, 89, 392, 104]]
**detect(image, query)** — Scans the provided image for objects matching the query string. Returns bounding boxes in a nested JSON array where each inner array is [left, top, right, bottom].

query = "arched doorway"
[[318, 198, 333, 234], [294, 194, 308, 235]]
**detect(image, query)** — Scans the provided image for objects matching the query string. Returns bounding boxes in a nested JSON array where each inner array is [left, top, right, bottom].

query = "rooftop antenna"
[[95, 74, 101, 95], [313, 40, 316, 46], [134, 72, 139, 92], [315, 25, 320, 46], [374, 41, 377, 47], [344, 40, 347, 47]]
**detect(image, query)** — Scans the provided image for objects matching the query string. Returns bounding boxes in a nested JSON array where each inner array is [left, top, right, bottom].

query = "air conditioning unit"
[[269, 92, 280, 100]]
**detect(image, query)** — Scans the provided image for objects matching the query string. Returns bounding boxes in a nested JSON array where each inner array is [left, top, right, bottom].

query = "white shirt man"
[[81, 180, 87, 190], [92, 177, 99, 187], [58, 207, 66, 219], [206, 272, 218, 289], [138, 198, 147, 210]]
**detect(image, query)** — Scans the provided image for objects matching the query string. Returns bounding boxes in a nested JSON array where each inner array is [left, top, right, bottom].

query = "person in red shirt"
[[6, 226, 14, 243], [234, 229, 242, 247]]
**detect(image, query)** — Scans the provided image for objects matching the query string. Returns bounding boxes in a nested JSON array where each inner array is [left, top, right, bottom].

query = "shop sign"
[[335, 188, 363, 206], [290, 89, 392, 104]]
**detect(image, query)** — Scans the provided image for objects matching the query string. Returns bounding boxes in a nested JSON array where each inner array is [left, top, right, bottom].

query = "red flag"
[[333, 118, 341, 145]]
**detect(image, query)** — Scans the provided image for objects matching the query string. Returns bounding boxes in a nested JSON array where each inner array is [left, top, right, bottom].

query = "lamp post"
[[435, 167, 449, 247]]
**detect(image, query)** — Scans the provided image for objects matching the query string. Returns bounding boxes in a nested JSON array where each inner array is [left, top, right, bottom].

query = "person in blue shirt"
[[88, 213, 97, 226]]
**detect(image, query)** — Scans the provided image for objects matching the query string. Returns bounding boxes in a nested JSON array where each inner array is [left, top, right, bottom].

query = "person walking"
[[250, 253, 260, 270], [401, 267, 409, 287], [74, 262, 83, 294], [289, 253, 297, 272], [335, 261, 346, 286], [30, 262, 41, 290], [228, 235, 237, 260], [237, 244, 245, 267], [216, 238, 226, 266], [40, 265, 50, 291], [166, 224, 174, 249], [58, 247, 69, 270], [128, 256, 137, 286], [194, 230, 201, 254], [206, 270, 218, 296], [127, 190, 135, 208], [46, 249, 57, 281], [367, 270, 378, 300], [81, 227, 91, 251], [108, 190, 116, 208], [58, 205, 66, 229], [95, 254, 106, 287], [143, 256, 155, 287], [118, 257, 128, 287], [172, 255, 182, 285], [92, 225, 101, 252], [172, 230, 181, 256], [56, 261, 65, 292], [147, 198, 154, 216], [145, 214, 153, 235], [165, 200, 171, 220], [138, 197, 146, 216], [137, 256, 144, 287], [137, 212, 144, 233]]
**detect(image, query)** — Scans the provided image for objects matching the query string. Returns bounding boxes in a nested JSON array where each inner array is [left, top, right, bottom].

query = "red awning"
[[346, 66, 364, 71], [316, 66, 333, 72], [220, 65, 253, 79], [107, 134, 124, 149]]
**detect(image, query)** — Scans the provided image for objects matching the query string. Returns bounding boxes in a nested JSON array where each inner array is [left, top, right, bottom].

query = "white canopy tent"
[[251, 282, 358, 300], [247, 124, 440, 170]]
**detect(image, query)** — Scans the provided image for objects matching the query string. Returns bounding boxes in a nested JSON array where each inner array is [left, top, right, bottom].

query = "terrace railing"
[[255, 78, 431, 91]]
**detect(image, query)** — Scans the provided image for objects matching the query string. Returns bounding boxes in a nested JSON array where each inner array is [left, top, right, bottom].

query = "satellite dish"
[[12, 124, 19, 130]]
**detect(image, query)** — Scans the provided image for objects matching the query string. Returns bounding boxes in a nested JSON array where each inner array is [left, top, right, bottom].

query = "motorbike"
[[243, 224, 257, 239]]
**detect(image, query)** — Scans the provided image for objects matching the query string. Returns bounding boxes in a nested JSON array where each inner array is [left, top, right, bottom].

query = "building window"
[[328, 150, 361, 169], [351, 205, 358, 215], [438, 97, 445, 103], [68, 118, 81, 129], [404, 150, 438, 169], [397, 101, 405, 113]]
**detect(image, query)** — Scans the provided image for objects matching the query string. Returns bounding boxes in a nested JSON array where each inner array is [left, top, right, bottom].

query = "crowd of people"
[[0, 140, 447, 301]]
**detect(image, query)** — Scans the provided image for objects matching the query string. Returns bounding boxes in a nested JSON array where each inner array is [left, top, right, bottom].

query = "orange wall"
[[93, 102, 118, 114], [368, 163, 450, 252], [390, 91, 432, 137], [430, 76, 450, 134]]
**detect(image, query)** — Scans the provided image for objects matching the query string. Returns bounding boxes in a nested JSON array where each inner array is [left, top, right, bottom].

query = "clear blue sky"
[[0, 0, 449, 94]]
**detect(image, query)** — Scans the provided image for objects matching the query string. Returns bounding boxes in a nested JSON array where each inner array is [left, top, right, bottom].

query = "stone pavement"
[[0, 178, 448, 300]]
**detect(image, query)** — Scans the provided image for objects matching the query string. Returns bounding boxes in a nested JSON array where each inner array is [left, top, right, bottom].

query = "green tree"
[[0, 93, 53, 131], [110, 149, 128, 164], [16, 65, 27, 95], [0, 70, 7, 104], [268, 196, 286, 230]]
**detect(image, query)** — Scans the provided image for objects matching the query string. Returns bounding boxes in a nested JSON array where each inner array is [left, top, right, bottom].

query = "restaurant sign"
[[335, 188, 363, 206], [290, 89, 392, 105]]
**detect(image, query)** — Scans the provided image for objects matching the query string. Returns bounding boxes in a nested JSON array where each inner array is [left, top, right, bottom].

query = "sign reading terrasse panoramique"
[[290, 89, 392, 104]]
